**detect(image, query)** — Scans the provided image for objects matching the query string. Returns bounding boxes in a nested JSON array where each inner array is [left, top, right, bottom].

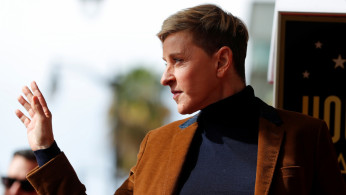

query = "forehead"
[[7, 155, 37, 179], [162, 31, 195, 54]]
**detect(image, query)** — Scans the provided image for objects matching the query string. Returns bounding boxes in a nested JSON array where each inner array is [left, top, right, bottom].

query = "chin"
[[177, 104, 197, 115]]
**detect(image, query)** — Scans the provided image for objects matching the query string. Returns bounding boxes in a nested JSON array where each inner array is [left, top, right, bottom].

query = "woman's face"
[[161, 31, 222, 114]]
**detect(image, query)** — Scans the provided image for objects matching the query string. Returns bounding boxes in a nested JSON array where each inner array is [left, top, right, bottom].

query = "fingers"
[[31, 81, 51, 117], [15, 96, 45, 127], [17, 81, 51, 122], [31, 95, 45, 117], [15, 109, 31, 128], [17, 95, 34, 118], [22, 85, 34, 104]]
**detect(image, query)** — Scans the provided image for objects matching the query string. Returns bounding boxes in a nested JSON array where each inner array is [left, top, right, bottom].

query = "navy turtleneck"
[[178, 86, 260, 195]]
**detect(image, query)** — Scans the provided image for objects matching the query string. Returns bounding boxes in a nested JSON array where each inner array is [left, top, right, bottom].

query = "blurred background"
[[0, 0, 274, 194]]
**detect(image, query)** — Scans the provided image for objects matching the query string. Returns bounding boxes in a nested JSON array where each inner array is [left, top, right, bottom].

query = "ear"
[[216, 46, 233, 78]]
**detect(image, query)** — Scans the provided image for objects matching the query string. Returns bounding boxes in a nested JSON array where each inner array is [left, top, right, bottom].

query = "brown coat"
[[27, 100, 346, 195]]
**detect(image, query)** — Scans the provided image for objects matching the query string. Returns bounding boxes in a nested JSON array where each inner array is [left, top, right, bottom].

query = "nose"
[[160, 65, 175, 86]]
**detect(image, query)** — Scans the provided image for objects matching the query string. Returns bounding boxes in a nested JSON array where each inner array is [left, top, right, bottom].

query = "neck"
[[219, 76, 246, 101]]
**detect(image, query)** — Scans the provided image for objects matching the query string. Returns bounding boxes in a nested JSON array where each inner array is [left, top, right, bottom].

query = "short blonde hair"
[[157, 4, 248, 81]]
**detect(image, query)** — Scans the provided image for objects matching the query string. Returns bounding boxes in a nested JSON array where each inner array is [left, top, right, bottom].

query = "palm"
[[27, 115, 41, 146], [27, 115, 37, 132]]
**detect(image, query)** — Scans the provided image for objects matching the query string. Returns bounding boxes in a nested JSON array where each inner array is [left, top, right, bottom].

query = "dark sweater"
[[178, 86, 260, 195]]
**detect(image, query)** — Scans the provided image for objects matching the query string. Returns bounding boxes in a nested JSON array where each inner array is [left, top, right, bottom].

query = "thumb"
[[32, 96, 45, 116]]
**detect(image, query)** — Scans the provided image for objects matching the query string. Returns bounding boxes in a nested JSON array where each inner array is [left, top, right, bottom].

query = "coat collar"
[[179, 114, 199, 129]]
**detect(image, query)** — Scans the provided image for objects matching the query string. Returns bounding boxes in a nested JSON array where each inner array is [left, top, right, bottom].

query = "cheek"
[[176, 68, 194, 88]]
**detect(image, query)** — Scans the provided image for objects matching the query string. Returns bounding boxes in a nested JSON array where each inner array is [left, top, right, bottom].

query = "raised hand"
[[15, 81, 54, 151]]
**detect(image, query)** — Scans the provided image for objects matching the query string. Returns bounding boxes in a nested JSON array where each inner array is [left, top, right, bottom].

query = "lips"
[[171, 90, 182, 101]]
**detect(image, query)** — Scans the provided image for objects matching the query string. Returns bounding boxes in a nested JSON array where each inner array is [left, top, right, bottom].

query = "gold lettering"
[[313, 96, 320, 118], [324, 96, 341, 143], [302, 96, 320, 118], [302, 96, 309, 115], [338, 153, 346, 175]]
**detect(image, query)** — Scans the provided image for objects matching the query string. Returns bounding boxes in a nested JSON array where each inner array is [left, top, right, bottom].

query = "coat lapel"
[[255, 117, 285, 195], [254, 98, 285, 195], [162, 117, 199, 195]]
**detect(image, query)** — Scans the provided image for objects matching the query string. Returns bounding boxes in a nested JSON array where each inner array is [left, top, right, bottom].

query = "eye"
[[173, 58, 183, 63]]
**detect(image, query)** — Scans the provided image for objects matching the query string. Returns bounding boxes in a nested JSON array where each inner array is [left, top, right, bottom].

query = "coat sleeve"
[[27, 152, 86, 195], [115, 131, 151, 195], [315, 121, 346, 194]]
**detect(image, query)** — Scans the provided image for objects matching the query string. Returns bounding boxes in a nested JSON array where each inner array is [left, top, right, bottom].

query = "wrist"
[[34, 140, 61, 167]]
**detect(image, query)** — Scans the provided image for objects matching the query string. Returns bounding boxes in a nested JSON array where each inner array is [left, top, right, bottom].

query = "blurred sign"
[[275, 12, 346, 180]]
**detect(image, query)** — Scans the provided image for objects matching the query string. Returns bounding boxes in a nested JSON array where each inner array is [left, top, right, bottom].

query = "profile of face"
[[161, 31, 224, 114], [2, 155, 37, 195]]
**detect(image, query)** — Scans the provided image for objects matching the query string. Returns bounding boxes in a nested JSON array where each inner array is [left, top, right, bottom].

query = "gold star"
[[332, 54, 345, 69], [315, 41, 322, 49], [302, 70, 310, 78]]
